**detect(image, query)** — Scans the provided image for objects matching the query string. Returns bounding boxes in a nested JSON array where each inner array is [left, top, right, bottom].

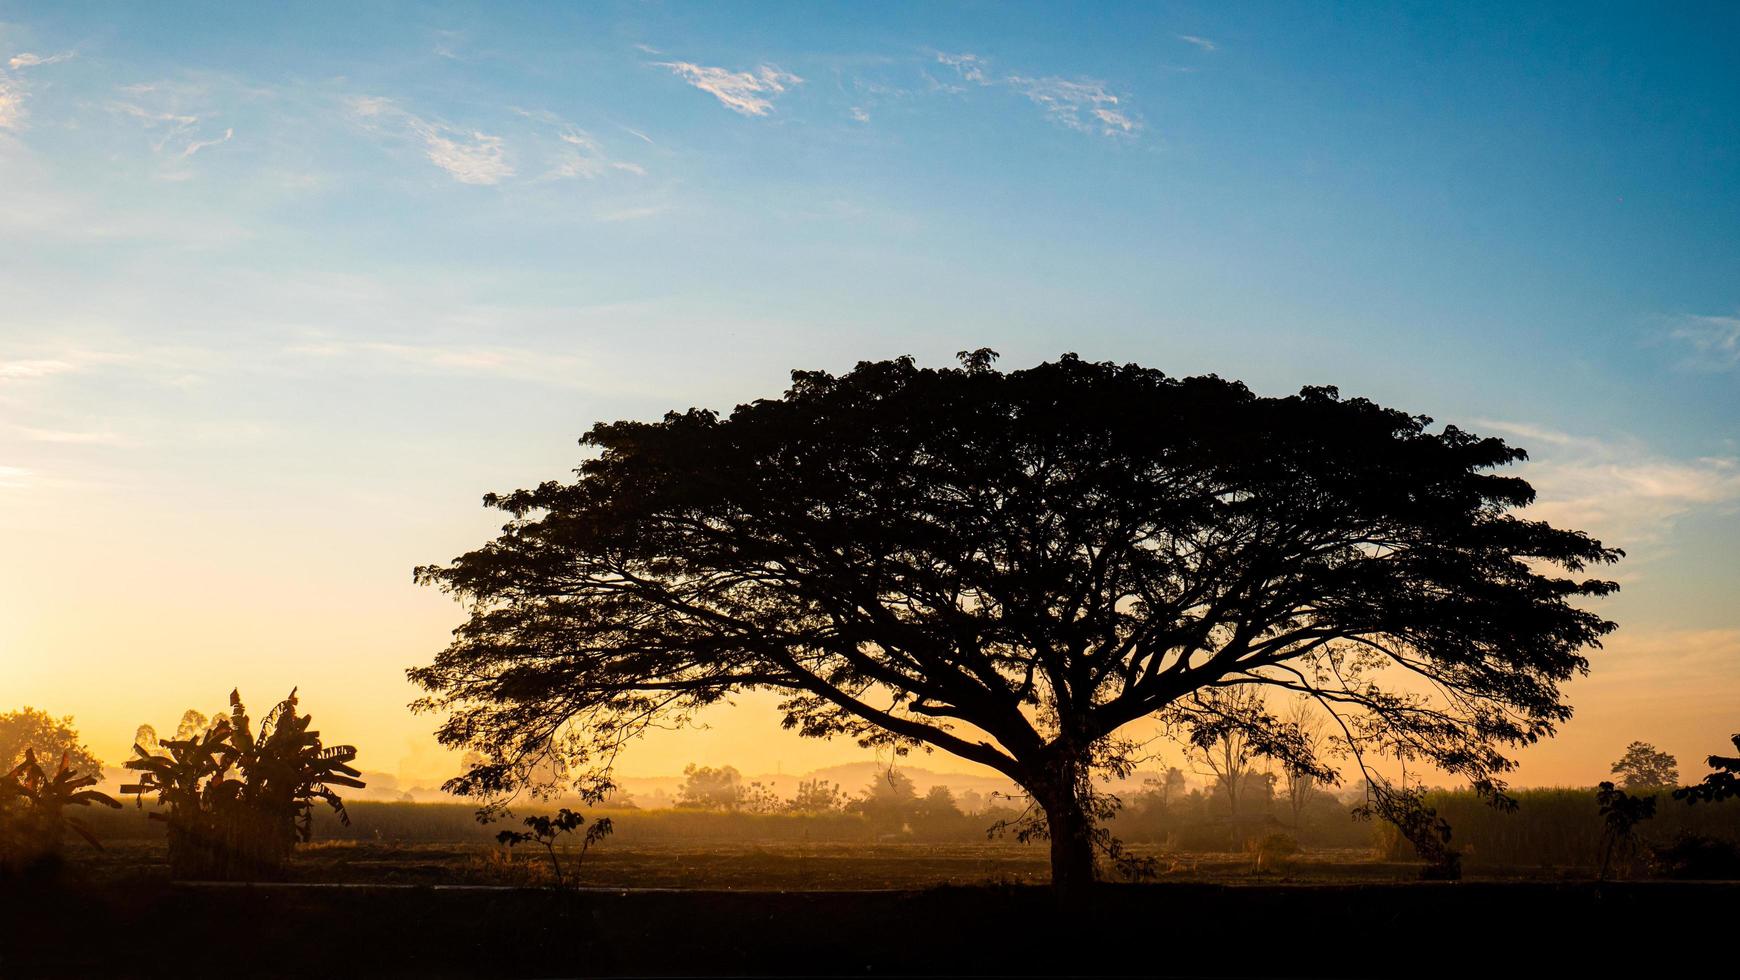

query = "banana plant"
[[122, 689, 364, 879], [1, 748, 122, 858]]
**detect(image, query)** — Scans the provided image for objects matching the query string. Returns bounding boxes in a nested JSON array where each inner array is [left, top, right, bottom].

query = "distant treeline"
[[81, 785, 1740, 872]]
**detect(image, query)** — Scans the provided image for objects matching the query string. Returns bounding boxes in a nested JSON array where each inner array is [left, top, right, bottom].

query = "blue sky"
[[2, 2, 1737, 785]]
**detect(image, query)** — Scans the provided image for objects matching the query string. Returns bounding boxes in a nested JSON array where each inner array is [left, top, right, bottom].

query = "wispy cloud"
[[594, 203, 671, 223], [1009, 76, 1139, 137], [935, 52, 1142, 138], [0, 359, 79, 381], [9, 51, 76, 69], [181, 127, 233, 157], [14, 426, 131, 446], [349, 96, 513, 185], [422, 128, 509, 184], [850, 106, 870, 123], [107, 86, 237, 161], [1176, 34, 1217, 53], [0, 466, 33, 490], [0, 73, 23, 130], [510, 107, 645, 181], [935, 52, 987, 84], [0, 49, 74, 130], [285, 338, 595, 387], [1667, 314, 1740, 371], [655, 61, 802, 116], [1476, 418, 1740, 552]]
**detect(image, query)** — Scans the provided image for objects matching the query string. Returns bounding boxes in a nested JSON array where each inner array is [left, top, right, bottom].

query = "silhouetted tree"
[[132, 724, 159, 757], [1187, 686, 1265, 817], [1, 749, 121, 866], [411, 352, 1620, 892], [1609, 741, 1679, 790], [1673, 733, 1739, 805], [0, 708, 102, 776], [1144, 767, 1188, 808], [1595, 780, 1656, 880], [1282, 697, 1329, 827], [173, 709, 210, 742], [785, 778, 843, 814], [494, 807, 612, 889], [740, 780, 783, 814], [675, 764, 743, 811], [850, 768, 918, 831]]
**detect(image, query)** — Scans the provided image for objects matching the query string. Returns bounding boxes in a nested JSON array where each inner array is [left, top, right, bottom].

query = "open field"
[[11, 794, 1736, 976], [69, 788, 1740, 879], [58, 838, 1448, 890]]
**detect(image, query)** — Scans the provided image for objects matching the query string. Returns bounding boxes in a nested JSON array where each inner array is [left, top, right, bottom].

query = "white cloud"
[[1475, 418, 1740, 550], [419, 126, 510, 184], [1668, 314, 1740, 371], [935, 52, 1142, 138], [9, 51, 75, 70], [1009, 75, 1142, 138], [182, 127, 233, 157], [655, 61, 802, 116], [0, 72, 23, 130], [1176, 35, 1217, 53], [108, 92, 236, 165], [0, 466, 33, 489], [549, 128, 608, 179], [349, 96, 513, 185], [936, 52, 988, 84], [850, 106, 870, 123]]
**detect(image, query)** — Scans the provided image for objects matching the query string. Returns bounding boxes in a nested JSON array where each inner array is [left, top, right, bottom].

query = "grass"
[[78, 787, 1740, 881]]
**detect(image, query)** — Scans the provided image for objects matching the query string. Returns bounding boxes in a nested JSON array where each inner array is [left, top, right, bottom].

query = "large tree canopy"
[[410, 352, 1620, 889]]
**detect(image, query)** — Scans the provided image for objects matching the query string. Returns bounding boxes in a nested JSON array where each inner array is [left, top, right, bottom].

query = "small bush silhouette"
[[493, 807, 613, 889], [1, 748, 120, 872]]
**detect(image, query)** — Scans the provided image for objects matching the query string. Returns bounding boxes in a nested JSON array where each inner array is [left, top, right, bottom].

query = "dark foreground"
[[5, 879, 1731, 978]]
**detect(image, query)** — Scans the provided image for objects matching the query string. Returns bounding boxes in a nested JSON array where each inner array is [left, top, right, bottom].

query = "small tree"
[[1610, 742, 1679, 791], [173, 710, 211, 742], [1183, 687, 1265, 818], [495, 808, 613, 889], [132, 724, 160, 757], [1282, 698, 1329, 828], [911, 784, 965, 835], [675, 764, 743, 811], [850, 769, 917, 831], [1, 749, 121, 867], [785, 778, 843, 814], [1595, 781, 1657, 880], [740, 780, 783, 815], [0, 708, 103, 776]]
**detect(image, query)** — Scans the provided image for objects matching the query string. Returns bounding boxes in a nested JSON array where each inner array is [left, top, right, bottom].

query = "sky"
[[2, 2, 1737, 790]]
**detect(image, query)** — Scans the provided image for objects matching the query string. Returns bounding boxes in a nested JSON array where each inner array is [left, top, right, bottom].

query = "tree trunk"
[[1033, 754, 1095, 899]]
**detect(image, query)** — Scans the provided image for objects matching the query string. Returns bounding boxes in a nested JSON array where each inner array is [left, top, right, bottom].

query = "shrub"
[[0, 749, 120, 873], [122, 689, 364, 879]]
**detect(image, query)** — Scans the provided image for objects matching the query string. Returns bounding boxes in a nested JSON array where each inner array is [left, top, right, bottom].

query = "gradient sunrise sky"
[[2, 2, 1737, 788]]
